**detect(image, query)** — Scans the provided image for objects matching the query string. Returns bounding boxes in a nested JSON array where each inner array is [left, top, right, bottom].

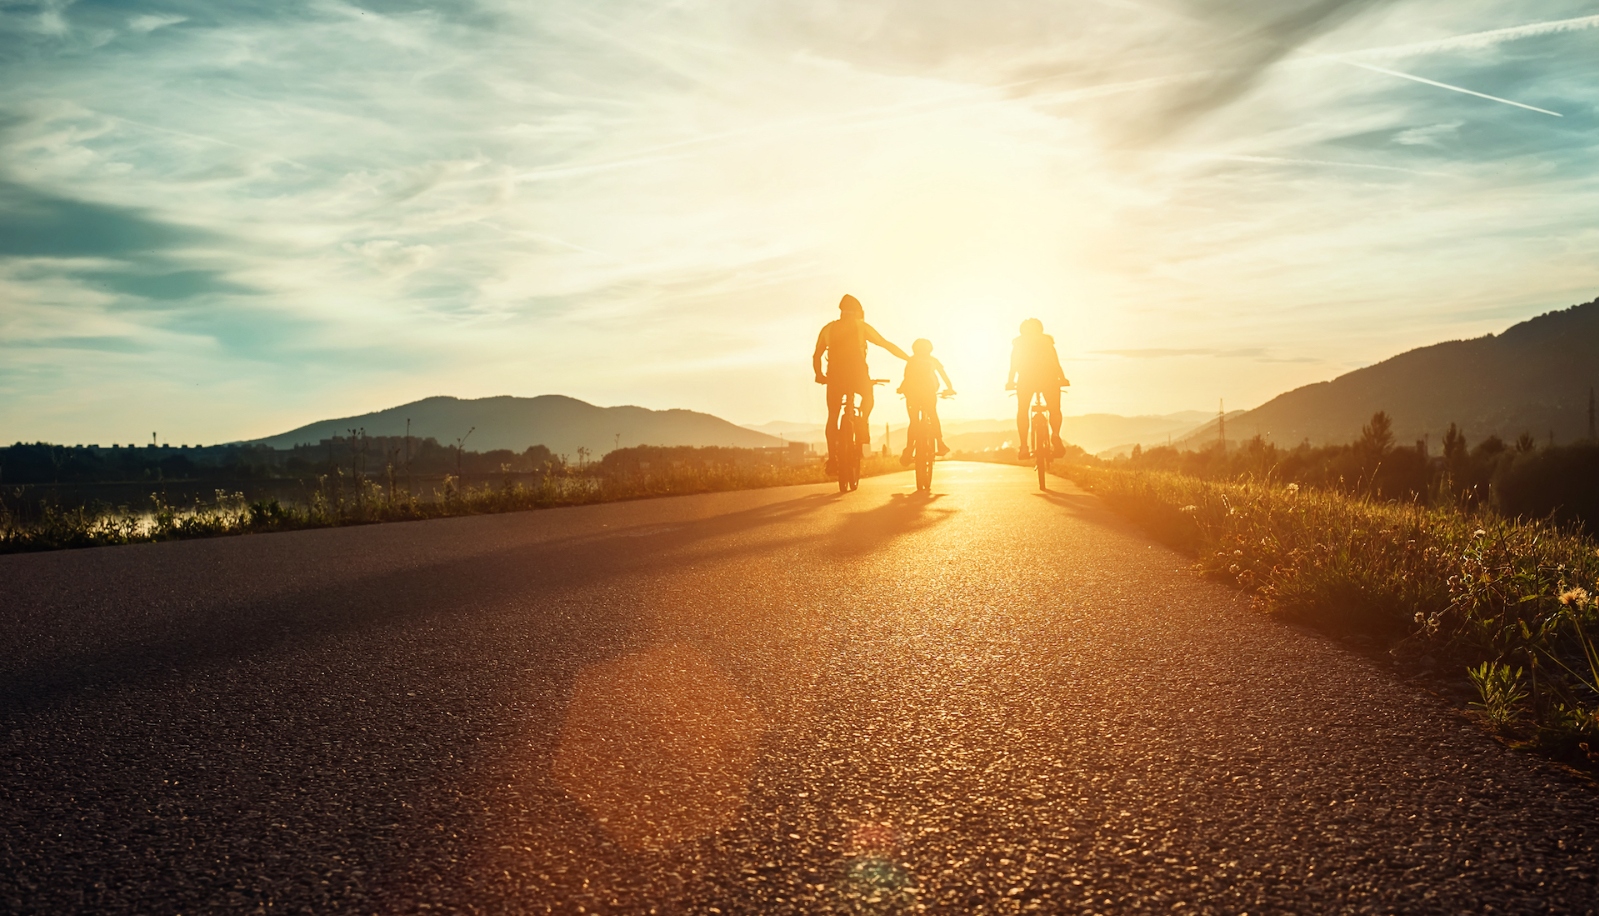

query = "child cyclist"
[[899, 338, 956, 464]]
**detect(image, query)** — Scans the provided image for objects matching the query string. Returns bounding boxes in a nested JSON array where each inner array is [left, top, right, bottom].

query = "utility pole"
[[1217, 399, 1225, 451]]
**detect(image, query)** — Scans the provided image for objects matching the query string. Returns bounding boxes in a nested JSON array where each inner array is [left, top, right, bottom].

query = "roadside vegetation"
[[1117, 411, 1599, 535], [1063, 458, 1599, 765], [0, 448, 900, 554]]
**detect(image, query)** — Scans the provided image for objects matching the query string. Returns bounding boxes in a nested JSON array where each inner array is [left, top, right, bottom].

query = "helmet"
[[1020, 318, 1044, 335], [912, 338, 933, 355], [839, 294, 864, 316]]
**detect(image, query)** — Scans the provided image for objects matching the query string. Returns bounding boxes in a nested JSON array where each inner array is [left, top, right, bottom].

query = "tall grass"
[[0, 456, 903, 554], [1065, 466, 1599, 757]]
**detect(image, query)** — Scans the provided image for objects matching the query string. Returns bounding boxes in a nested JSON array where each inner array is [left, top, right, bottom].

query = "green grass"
[[0, 456, 905, 554], [1063, 465, 1599, 761]]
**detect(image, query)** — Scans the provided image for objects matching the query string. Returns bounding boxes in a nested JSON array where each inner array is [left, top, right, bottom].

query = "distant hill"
[[247, 395, 781, 457], [1184, 297, 1599, 449], [1099, 411, 1245, 458]]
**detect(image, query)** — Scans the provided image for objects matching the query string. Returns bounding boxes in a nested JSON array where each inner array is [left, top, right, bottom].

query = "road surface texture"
[[3, 462, 1597, 914]]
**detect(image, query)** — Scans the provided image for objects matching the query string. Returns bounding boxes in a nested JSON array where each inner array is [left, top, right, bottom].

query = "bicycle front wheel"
[[837, 411, 856, 492], [1031, 415, 1050, 491]]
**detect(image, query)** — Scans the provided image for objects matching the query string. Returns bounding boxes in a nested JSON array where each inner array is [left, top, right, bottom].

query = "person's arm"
[[936, 359, 955, 394], [863, 323, 910, 361], [1006, 342, 1019, 390], [813, 325, 829, 383]]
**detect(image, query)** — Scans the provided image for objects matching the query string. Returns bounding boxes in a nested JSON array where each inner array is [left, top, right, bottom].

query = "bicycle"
[[1010, 385, 1066, 491], [1028, 390, 1052, 491], [831, 379, 889, 493], [907, 390, 954, 493]]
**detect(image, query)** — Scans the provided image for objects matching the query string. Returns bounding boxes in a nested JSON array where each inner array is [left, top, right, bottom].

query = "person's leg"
[[825, 386, 843, 472], [902, 396, 917, 462], [858, 384, 875, 448], [1047, 388, 1064, 449], [1016, 392, 1031, 457]]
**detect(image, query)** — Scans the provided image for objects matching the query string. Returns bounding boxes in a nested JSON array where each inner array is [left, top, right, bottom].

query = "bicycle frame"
[[830, 380, 888, 493], [1030, 391, 1053, 491]]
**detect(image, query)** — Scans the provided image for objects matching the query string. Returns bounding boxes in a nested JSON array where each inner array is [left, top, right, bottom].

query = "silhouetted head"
[[1020, 318, 1044, 336], [839, 294, 864, 316], [912, 338, 933, 356]]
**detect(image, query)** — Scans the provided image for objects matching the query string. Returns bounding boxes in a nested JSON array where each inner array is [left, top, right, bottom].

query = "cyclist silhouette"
[[898, 338, 955, 464], [813, 294, 909, 474], [1005, 318, 1068, 460]]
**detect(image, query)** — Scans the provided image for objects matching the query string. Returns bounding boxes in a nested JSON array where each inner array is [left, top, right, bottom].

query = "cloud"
[[1393, 120, 1462, 146], [1096, 347, 1266, 359], [2, 0, 1598, 440], [127, 13, 185, 34], [1094, 347, 1323, 364], [0, 181, 205, 258], [1120, 0, 1384, 139]]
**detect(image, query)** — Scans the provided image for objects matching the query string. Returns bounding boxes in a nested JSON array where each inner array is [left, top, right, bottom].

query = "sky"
[[2, 0, 1598, 445]]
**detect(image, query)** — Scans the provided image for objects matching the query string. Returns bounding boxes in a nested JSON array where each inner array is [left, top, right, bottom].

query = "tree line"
[[1115, 411, 1599, 534]]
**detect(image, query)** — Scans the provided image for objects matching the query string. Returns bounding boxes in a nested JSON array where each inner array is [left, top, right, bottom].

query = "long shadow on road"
[[827, 491, 957, 557], [0, 491, 842, 712]]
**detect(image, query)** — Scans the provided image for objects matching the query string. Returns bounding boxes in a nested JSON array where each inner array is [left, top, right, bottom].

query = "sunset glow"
[[3, 1, 1597, 442]]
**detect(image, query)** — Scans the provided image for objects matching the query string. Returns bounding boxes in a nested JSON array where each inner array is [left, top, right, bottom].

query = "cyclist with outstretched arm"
[[1006, 317, 1069, 460], [813, 294, 909, 474]]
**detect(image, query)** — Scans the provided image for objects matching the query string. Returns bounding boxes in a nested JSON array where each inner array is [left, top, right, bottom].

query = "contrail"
[[1345, 13, 1599, 60], [1331, 58, 1563, 117]]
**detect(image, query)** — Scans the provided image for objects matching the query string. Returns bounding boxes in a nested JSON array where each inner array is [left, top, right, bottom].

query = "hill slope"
[[248, 396, 780, 456], [1203, 297, 1599, 448]]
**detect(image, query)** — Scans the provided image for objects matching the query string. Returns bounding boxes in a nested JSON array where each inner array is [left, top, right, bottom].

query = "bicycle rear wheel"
[[916, 437, 932, 492], [837, 406, 856, 492], [1032, 413, 1050, 491]]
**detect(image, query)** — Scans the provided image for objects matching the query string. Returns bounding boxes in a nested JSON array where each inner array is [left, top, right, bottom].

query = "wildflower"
[[1473, 528, 1486, 538], [1234, 549, 1244, 557], [1286, 483, 1300, 494], [1179, 505, 1198, 513], [1559, 587, 1591, 608]]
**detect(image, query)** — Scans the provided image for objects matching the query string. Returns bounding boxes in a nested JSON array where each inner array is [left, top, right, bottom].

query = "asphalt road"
[[3, 462, 1597, 914]]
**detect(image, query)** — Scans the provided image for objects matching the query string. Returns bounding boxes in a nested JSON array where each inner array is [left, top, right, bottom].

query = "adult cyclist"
[[813, 294, 910, 474], [1005, 317, 1069, 460]]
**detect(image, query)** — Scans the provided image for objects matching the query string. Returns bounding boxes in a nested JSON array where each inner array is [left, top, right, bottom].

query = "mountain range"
[[245, 296, 1597, 460], [247, 395, 781, 457], [1178, 297, 1599, 449]]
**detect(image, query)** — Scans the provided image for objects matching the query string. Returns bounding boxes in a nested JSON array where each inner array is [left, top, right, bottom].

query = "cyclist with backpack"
[[813, 294, 910, 475], [1005, 318, 1069, 460]]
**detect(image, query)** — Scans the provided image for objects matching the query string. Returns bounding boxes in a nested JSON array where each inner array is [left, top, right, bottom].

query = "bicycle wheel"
[[915, 437, 932, 492], [837, 407, 856, 493], [1032, 413, 1050, 491]]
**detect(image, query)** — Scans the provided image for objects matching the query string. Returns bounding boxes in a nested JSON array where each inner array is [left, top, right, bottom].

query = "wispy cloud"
[[1094, 347, 1316, 363], [0, 0, 1597, 440], [127, 14, 185, 34]]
